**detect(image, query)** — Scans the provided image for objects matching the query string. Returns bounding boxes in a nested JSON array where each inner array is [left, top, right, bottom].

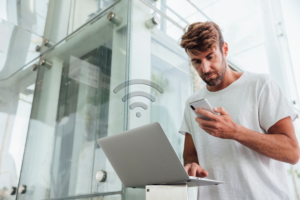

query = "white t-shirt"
[[179, 71, 298, 200]]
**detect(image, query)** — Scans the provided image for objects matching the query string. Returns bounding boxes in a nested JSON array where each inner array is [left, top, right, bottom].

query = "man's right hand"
[[184, 162, 209, 178]]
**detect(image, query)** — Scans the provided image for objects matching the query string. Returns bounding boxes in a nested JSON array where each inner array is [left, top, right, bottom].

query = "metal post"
[[146, 184, 189, 200]]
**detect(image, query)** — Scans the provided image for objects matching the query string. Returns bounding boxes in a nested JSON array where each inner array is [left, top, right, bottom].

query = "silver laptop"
[[97, 122, 223, 188]]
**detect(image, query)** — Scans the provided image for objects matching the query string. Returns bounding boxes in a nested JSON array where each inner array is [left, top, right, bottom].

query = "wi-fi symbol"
[[113, 79, 164, 118]]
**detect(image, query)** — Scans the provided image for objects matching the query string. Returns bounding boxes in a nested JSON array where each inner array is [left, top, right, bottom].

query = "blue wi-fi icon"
[[113, 79, 164, 118]]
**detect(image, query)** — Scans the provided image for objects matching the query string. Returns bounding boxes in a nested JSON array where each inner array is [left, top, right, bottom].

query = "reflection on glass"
[[0, 60, 38, 200], [0, 0, 49, 36], [68, 0, 119, 33], [0, 19, 42, 80], [42, 0, 120, 47], [51, 44, 113, 197], [149, 36, 192, 163], [148, 30, 199, 200], [17, 1, 128, 199]]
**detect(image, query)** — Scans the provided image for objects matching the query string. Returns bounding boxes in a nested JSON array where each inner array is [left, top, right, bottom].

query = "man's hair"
[[180, 21, 224, 53]]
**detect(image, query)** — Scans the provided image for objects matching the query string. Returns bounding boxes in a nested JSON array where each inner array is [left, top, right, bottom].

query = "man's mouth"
[[207, 74, 214, 79]]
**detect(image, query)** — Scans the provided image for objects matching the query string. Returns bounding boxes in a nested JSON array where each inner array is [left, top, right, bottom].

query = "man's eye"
[[195, 60, 201, 64], [208, 56, 213, 60]]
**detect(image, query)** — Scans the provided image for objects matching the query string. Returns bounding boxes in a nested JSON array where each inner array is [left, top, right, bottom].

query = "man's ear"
[[223, 42, 228, 57]]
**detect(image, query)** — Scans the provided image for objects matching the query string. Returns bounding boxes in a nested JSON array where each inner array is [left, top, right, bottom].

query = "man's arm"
[[235, 116, 300, 165], [183, 133, 199, 165], [195, 107, 300, 165], [183, 133, 209, 177]]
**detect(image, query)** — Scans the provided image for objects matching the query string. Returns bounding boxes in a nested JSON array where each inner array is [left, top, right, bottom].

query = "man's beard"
[[201, 57, 226, 86]]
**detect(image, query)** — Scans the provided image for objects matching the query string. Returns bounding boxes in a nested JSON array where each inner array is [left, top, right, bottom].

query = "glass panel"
[[124, 1, 197, 199], [91, 0, 129, 194], [0, 19, 43, 80], [0, 0, 49, 37], [149, 33, 191, 161], [142, 0, 207, 41], [17, 1, 128, 199], [41, 0, 120, 48], [0, 0, 119, 39], [0, 0, 121, 81], [0, 59, 38, 200], [67, 0, 120, 33]]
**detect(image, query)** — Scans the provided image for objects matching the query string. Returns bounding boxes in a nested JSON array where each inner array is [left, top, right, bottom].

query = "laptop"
[[97, 122, 223, 188]]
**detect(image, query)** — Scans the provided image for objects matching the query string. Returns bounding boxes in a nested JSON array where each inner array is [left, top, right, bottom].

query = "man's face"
[[187, 44, 227, 86]]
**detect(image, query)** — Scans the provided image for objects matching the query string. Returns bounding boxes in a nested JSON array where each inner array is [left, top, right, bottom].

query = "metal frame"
[[140, 0, 185, 31]]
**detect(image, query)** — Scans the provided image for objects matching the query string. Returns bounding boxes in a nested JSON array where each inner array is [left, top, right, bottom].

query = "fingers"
[[184, 163, 197, 176], [195, 117, 215, 128], [185, 163, 208, 178], [201, 126, 217, 137], [195, 117, 218, 137], [213, 107, 229, 115], [195, 109, 218, 121], [190, 163, 198, 176], [198, 169, 209, 178], [184, 164, 191, 174]]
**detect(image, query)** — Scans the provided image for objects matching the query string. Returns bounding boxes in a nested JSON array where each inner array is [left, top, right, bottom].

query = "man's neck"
[[206, 66, 243, 92]]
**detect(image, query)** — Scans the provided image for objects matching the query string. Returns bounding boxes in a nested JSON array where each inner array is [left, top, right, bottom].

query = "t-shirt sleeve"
[[178, 100, 192, 135], [258, 77, 298, 133]]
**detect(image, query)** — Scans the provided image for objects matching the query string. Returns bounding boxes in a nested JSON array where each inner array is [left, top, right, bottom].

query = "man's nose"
[[202, 60, 210, 73]]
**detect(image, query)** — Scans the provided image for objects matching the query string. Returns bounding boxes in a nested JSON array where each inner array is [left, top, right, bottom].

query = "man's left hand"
[[195, 107, 240, 139]]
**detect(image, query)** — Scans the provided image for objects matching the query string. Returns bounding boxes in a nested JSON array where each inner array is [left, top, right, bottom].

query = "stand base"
[[146, 184, 189, 200]]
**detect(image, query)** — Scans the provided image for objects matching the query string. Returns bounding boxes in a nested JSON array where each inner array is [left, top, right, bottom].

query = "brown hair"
[[180, 21, 224, 53]]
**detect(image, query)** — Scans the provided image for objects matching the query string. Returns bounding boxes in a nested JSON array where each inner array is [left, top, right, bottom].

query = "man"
[[179, 21, 300, 199]]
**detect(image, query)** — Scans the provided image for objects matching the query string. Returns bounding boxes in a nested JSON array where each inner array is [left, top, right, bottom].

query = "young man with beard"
[[179, 21, 300, 199]]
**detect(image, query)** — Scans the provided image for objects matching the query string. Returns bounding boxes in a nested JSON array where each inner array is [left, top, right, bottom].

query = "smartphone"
[[189, 98, 217, 120]]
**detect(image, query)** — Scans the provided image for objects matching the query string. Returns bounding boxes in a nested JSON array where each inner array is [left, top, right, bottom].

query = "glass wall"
[[15, 0, 195, 199], [0, 61, 38, 200], [17, 0, 129, 199], [0, 1, 43, 199], [0, 0, 299, 200]]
